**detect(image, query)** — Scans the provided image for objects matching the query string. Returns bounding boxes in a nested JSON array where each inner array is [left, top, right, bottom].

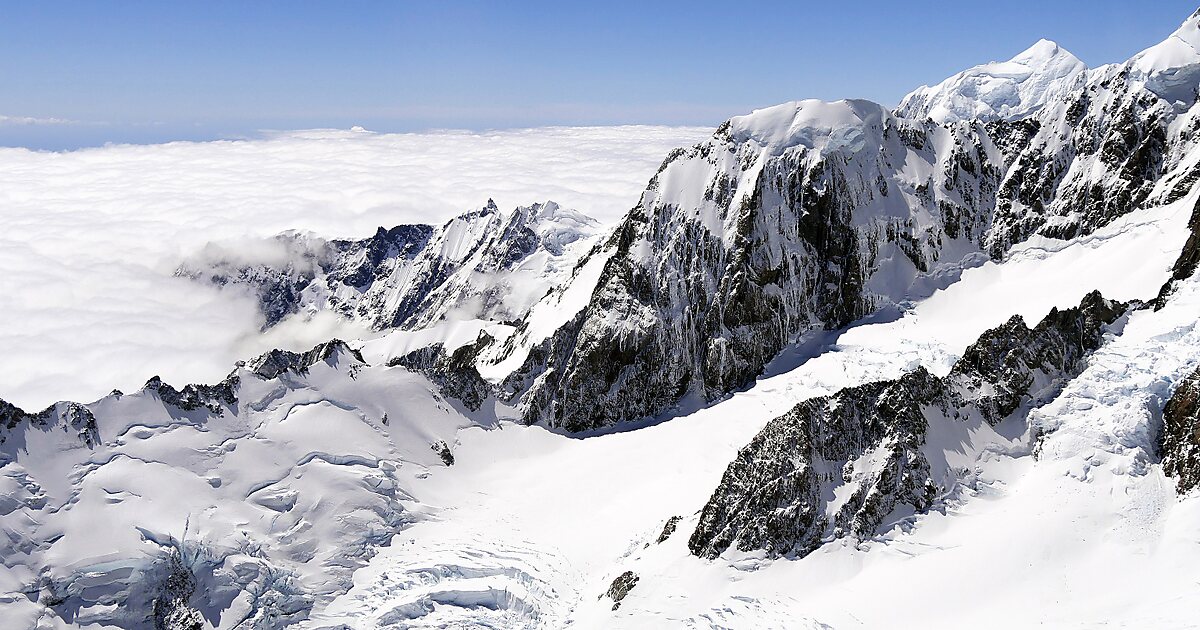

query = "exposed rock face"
[[144, 375, 238, 416], [603, 571, 639, 610], [506, 21, 1200, 431], [1161, 366, 1200, 493], [656, 515, 682, 544], [513, 101, 1001, 431], [688, 369, 943, 559], [248, 339, 366, 380], [390, 335, 492, 412], [688, 292, 1127, 559], [179, 200, 599, 331]]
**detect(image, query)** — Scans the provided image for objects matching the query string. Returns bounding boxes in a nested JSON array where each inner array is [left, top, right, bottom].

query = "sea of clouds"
[[0, 125, 711, 409]]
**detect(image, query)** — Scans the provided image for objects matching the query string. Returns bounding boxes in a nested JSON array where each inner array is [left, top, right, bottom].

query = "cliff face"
[[1161, 366, 1200, 493]]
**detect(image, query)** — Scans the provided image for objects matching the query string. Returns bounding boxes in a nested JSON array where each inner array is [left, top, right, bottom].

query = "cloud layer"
[[0, 125, 711, 409]]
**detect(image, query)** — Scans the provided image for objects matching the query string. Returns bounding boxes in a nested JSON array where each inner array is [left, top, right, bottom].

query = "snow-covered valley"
[[5, 9, 1200, 630]]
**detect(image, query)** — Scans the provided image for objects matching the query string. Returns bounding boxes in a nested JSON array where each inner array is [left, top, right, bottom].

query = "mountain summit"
[[897, 38, 1087, 123]]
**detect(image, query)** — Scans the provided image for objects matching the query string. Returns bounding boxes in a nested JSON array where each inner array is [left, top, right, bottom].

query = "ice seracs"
[[897, 38, 1087, 124]]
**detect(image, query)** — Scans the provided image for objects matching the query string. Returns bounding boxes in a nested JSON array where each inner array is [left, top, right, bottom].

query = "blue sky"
[[2, 1, 1198, 149]]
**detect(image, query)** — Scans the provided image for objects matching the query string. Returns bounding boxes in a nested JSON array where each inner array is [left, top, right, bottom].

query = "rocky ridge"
[[179, 201, 599, 331]]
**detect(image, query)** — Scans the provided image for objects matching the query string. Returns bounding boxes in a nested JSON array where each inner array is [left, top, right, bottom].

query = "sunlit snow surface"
[[0, 126, 710, 410], [305, 190, 1200, 627]]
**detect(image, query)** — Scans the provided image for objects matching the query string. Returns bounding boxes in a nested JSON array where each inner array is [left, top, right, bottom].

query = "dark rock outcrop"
[[656, 516, 682, 544], [688, 292, 1127, 559], [431, 440, 455, 466], [390, 334, 493, 412], [247, 339, 366, 380], [144, 375, 238, 416], [603, 571, 639, 610], [1161, 365, 1200, 493]]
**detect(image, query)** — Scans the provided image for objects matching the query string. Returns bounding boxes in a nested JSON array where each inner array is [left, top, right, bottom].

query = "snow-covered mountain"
[[6, 9, 1200, 630], [897, 39, 1088, 124], [495, 14, 1200, 430]]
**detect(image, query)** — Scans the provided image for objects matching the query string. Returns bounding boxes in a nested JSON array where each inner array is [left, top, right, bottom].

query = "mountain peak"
[[896, 39, 1086, 124], [1012, 38, 1071, 64]]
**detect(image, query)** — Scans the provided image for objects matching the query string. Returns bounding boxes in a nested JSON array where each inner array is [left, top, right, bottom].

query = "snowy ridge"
[[897, 39, 1088, 124]]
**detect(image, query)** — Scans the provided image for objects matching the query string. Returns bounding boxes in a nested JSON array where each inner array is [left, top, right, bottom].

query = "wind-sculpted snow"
[[0, 340, 486, 628], [310, 530, 576, 628], [688, 292, 1128, 559]]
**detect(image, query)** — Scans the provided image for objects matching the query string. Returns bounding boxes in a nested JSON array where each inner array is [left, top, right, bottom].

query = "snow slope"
[[1130, 8, 1200, 103]]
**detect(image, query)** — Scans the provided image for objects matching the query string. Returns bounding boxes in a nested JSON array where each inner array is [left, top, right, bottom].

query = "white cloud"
[[0, 125, 712, 409], [0, 114, 74, 125]]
